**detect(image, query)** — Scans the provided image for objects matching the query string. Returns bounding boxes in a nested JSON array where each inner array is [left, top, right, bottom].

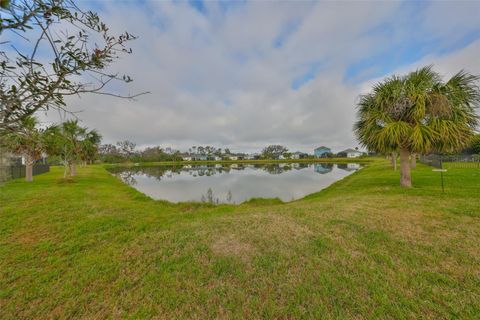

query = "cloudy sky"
[[43, 0, 480, 153]]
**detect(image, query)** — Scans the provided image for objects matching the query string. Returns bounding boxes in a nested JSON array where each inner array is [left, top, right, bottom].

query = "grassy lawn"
[[1, 160, 479, 319]]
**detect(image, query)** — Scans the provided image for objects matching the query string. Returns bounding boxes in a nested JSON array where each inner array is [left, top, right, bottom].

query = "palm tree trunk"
[[70, 162, 77, 177], [410, 153, 417, 168], [25, 154, 33, 182], [399, 147, 412, 187], [391, 152, 397, 171]]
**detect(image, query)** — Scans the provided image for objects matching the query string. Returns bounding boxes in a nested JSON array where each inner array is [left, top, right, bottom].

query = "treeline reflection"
[[110, 163, 361, 186]]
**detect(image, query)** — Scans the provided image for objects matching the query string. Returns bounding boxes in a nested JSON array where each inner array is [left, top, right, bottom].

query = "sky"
[[40, 0, 480, 153]]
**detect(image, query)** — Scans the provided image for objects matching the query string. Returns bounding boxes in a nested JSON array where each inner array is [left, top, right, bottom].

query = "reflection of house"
[[337, 163, 360, 171], [314, 146, 331, 158], [347, 163, 361, 170], [337, 148, 363, 158], [291, 151, 308, 159], [314, 163, 333, 174], [293, 163, 309, 170]]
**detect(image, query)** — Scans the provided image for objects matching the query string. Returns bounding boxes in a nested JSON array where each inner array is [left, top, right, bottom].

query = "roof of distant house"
[[315, 146, 330, 151], [338, 148, 362, 154]]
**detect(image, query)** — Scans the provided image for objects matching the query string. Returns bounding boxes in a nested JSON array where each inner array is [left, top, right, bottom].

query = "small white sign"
[[432, 169, 447, 172]]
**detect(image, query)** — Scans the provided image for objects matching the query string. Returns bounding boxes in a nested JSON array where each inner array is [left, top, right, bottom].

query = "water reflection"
[[314, 163, 333, 174], [109, 163, 361, 204], [337, 163, 361, 171]]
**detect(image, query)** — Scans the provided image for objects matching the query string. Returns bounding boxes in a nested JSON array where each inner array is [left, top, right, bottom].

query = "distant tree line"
[[99, 141, 183, 163]]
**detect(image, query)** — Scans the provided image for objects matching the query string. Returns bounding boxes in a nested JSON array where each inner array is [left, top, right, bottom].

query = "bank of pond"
[[108, 162, 362, 204]]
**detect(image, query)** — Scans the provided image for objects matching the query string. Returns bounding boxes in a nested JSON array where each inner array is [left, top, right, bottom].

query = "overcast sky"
[[41, 0, 480, 153]]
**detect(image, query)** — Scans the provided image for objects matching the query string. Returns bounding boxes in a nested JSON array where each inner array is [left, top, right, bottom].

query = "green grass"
[[1, 160, 479, 319]]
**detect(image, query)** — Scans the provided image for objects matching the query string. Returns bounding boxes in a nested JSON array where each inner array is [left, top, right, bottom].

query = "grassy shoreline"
[[1, 160, 479, 318]]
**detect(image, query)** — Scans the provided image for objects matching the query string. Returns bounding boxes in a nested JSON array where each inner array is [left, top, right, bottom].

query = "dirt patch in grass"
[[250, 212, 313, 239], [57, 177, 76, 184], [210, 235, 254, 262]]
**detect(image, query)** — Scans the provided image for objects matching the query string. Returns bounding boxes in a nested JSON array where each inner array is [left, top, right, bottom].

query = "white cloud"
[[39, 1, 480, 153]]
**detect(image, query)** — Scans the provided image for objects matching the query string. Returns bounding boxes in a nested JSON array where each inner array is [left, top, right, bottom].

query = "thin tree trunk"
[[391, 152, 397, 171], [64, 163, 68, 178], [25, 154, 33, 182], [70, 162, 77, 177], [410, 153, 417, 168], [399, 147, 412, 188]]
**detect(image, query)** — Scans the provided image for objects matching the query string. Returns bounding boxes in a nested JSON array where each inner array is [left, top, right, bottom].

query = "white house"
[[291, 151, 307, 160], [245, 153, 260, 160], [214, 156, 222, 161], [229, 156, 238, 161], [337, 148, 363, 158]]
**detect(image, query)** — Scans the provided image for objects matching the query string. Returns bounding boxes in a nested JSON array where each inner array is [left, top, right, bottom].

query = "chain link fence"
[[419, 154, 480, 169], [0, 165, 50, 183]]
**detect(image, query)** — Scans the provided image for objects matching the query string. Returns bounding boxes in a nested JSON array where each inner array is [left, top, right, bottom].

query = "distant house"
[[245, 153, 260, 160], [214, 156, 222, 161], [337, 148, 363, 158], [182, 155, 193, 161], [291, 151, 308, 160], [195, 154, 209, 161], [314, 146, 331, 158]]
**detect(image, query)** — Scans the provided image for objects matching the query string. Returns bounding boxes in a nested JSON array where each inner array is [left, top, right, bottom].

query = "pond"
[[109, 163, 361, 204]]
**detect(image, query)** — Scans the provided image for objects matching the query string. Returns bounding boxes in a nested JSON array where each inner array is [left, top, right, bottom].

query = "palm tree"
[[3, 117, 45, 182], [355, 66, 479, 187], [80, 129, 102, 166], [44, 120, 92, 177]]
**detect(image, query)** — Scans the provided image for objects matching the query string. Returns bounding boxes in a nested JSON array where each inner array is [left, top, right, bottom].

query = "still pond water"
[[110, 163, 361, 204]]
